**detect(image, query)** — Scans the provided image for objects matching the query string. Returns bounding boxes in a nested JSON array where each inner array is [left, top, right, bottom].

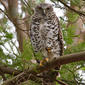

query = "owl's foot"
[[40, 58, 49, 66]]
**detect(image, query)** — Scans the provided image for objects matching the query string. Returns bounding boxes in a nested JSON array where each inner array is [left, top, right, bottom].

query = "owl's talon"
[[45, 58, 49, 62], [40, 61, 44, 66], [40, 58, 49, 66]]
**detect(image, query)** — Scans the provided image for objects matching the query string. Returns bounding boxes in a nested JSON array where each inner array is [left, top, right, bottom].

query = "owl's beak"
[[43, 10, 46, 15], [43, 10, 45, 14]]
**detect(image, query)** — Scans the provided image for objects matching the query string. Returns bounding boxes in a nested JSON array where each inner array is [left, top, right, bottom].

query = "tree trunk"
[[7, 0, 29, 52]]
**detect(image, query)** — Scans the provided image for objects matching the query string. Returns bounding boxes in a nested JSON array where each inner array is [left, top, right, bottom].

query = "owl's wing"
[[55, 16, 64, 56], [29, 18, 41, 63], [29, 23, 39, 53], [29, 16, 43, 53], [58, 26, 64, 56]]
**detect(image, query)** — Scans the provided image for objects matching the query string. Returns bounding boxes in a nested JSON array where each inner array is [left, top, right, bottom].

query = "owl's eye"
[[46, 7, 50, 10], [38, 7, 42, 10]]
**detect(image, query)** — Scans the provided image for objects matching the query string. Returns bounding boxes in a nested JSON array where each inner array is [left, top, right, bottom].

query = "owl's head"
[[35, 3, 53, 16]]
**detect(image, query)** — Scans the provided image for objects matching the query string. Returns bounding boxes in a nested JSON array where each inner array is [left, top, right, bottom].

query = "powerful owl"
[[29, 3, 64, 64]]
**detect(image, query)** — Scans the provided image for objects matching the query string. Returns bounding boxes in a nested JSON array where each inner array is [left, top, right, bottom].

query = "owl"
[[29, 3, 64, 85], [29, 3, 64, 61]]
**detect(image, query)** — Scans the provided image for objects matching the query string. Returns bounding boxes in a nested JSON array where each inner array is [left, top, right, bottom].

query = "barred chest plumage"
[[39, 16, 61, 58], [30, 4, 63, 59]]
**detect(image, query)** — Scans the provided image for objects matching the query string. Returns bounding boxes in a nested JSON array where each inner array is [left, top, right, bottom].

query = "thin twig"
[[56, 79, 68, 85], [64, 67, 78, 85], [8, 41, 19, 57], [0, 8, 8, 17], [11, 40, 20, 55]]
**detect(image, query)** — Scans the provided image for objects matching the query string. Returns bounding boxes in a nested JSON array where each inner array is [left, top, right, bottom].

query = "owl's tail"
[[42, 81, 56, 85], [41, 70, 59, 85]]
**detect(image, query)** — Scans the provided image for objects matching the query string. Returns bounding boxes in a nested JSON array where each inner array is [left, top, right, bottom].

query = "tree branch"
[[2, 51, 85, 85], [56, 0, 85, 16], [0, 65, 22, 76], [56, 79, 68, 85], [0, 0, 8, 11]]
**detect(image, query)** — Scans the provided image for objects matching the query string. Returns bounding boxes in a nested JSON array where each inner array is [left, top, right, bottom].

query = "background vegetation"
[[0, 0, 85, 85]]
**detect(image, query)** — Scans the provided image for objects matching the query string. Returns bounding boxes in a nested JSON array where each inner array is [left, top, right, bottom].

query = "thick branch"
[[2, 51, 85, 85], [0, 65, 21, 76]]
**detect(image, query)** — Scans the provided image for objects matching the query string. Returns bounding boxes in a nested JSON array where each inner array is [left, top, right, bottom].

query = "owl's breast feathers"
[[30, 13, 64, 58]]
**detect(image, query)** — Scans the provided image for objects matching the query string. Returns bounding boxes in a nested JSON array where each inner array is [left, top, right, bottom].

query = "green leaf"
[[71, 0, 81, 6], [0, 26, 3, 31], [5, 33, 13, 39]]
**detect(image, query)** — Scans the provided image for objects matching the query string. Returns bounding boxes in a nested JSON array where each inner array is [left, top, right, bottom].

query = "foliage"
[[70, 0, 81, 6], [36, 0, 45, 3], [60, 43, 85, 85]]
